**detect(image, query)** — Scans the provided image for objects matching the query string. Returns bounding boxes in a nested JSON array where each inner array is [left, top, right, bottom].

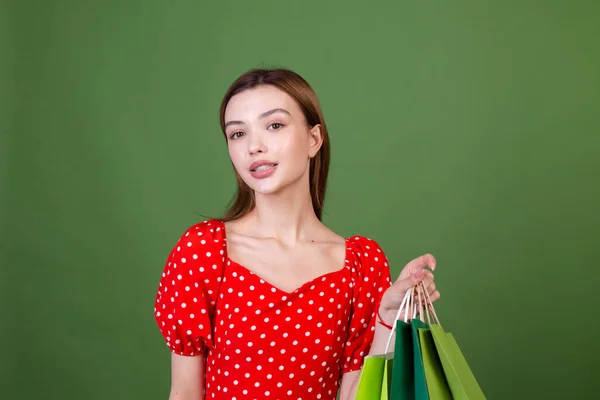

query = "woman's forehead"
[[225, 86, 301, 121]]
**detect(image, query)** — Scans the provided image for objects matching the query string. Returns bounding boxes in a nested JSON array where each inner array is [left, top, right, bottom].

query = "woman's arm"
[[169, 353, 205, 400]]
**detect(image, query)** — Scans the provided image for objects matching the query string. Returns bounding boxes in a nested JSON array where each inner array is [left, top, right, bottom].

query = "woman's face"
[[224, 85, 322, 196]]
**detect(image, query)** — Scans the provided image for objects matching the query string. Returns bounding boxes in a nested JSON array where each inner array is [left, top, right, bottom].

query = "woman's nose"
[[248, 133, 267, 155]]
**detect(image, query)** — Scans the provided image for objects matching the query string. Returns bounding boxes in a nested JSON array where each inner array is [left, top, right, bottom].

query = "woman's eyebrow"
[[224, 108, 291, 128], [259, 108, 291, 119]]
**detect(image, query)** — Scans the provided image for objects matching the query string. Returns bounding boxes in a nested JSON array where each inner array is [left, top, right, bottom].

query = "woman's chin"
[[249, 178, 290, 197], [251, 184, 281, 196]]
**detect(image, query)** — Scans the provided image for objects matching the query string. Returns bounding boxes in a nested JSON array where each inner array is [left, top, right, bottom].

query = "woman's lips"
[[249, 161, 278, 179]]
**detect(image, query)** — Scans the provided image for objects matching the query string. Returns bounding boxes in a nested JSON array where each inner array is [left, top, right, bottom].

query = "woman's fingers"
[[428, 290, 441, 303], [398, 253, 437, 281], [412, 271, 439, 303]]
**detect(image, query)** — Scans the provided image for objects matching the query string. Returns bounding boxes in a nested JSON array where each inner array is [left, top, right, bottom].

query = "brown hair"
[[219, 68, 331, 222]]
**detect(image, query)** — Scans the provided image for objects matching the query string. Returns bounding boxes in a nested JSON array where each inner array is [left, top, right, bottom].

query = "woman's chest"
[[211, 266, 354, 365]]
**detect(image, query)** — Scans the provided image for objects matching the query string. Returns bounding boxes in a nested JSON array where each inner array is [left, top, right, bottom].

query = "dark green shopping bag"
[[411, 319, 430, 400], [355, 288, 413, 400], [389, 287, 430, 400], [389, 320, 414, 400]]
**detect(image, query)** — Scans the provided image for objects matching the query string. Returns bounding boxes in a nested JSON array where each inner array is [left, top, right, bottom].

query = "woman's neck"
[[246, 181, 320, 246]]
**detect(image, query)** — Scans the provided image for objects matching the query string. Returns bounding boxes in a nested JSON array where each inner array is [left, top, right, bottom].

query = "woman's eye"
[[230, 131, 245, 140], [269, 122, 284, 130]]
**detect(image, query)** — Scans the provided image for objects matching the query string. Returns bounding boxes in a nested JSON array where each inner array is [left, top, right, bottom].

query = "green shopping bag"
[[389, 320, 414, 400], [418, 328, 452, 400], [414, 281, 486, 400], [357, 289, 413, 400], [411, 318, 430, 400], [356, 354, 393, 400], [381, 357, 394, 399], [430, 325, 486, 400], [389, 287, 432, 400]]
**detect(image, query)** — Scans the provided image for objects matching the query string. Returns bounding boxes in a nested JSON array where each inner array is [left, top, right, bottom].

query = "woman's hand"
[[378, 254, 440, 326]]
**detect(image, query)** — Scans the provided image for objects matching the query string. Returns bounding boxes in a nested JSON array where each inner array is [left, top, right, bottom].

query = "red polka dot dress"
[[154, 220, 392, 399]]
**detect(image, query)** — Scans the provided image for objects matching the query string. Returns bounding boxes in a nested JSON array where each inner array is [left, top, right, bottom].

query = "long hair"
[[219, 68, 331, 222]]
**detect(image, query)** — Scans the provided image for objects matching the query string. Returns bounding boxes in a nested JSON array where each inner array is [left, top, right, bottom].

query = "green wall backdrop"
[[3, 0, 599, 399]]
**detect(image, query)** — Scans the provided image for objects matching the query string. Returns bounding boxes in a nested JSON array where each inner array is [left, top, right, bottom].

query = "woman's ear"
[[308, 124, 323, 158]]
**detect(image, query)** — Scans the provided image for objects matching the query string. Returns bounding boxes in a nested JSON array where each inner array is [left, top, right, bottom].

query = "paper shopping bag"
[[356, 353, 394, 400], [389, 320, 414, 400], [381, 357, 394, 400], [411, 318, 430, 400], [430, 325, 486, 400], [418, 328, 452, 399]]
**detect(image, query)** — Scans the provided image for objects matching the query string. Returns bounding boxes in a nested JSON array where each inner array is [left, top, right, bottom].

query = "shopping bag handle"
[[382, 282, 443, 354], [415, 281, 441, 326], [384, 287, 413, 354]]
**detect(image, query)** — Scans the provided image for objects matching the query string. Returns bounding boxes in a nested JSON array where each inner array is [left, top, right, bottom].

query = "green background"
[[2, 0, 599, 399]]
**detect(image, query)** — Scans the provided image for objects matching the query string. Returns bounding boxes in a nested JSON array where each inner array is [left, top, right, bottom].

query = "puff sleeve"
[[342, 236, 393, 372], [153, 220, 226, 356]]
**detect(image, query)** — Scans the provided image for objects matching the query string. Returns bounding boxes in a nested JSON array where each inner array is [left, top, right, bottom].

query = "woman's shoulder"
[[344, 234, 390, 275], [346, 233, 386, 253], [173, 218, 225, 241]]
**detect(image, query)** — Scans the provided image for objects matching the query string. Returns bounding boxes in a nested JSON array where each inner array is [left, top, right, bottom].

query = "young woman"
[[153, 68, 440, 400]]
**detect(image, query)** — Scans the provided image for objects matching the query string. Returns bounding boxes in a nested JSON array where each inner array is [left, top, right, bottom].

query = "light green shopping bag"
[[355, 353, 394, 400], [418, 328, 452, 400], [381, 357, 394, 399], [430, 325, 486, 400]]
